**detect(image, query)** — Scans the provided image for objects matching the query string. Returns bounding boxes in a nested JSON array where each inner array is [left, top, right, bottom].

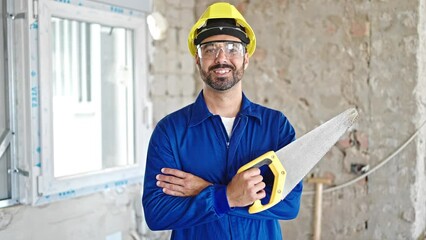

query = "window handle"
[[7, 12, 26, 20], [8, 168, 30, 177]]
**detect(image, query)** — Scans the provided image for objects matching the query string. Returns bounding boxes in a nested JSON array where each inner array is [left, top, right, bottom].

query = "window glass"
[[31, 0, 149, 202], [0, 147, 10, 200], [51, 17, 135, 177], [0, 0, 11, 200]]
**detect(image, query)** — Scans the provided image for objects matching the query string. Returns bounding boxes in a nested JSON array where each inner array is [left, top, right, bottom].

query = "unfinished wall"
[[158, 0, 425, 239], [415, 0, 426, 237], [0, 185, 143, 240], [1, 0, 425, 239], [149, 0, 196, 125]]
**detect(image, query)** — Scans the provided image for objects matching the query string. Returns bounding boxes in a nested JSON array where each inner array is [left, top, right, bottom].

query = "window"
[[0, 0, 151, 208], [50, 17, 136, 178], [0, 0, 19, 208], [0, 0, 10, 200], [33, 0, 151, 204]]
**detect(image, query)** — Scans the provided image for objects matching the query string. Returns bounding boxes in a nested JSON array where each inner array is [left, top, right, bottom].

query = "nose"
[[214, 48, 228, 63]]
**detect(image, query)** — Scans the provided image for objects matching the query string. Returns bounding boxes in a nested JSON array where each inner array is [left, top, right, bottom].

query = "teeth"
[[214, 69, 230, 74]]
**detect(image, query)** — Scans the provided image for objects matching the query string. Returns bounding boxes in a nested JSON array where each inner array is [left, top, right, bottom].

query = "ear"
[[244, 54, 249, 70], [195, 54, 200, 65]]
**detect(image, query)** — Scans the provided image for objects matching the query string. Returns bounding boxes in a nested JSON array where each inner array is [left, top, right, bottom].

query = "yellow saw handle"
[[236, 151, 286, 214]]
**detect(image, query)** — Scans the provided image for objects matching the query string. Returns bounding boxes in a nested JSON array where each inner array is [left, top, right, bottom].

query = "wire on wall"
[[303, 120, 426, 195]]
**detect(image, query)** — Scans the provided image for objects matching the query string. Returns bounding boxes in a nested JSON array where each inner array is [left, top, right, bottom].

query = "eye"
[[229, 47, 238, 53], [227, 43, 241, 54], [202, 44, 216, 54]]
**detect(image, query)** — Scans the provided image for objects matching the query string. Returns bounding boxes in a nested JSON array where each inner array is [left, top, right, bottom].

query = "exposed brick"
[[147, 1, 426, 240], [323, 171, 336, 183], [337, 136, 352, 150], [277, 67, 287, 80], [150, 74, 168, 96], [354, 131, 368, 152], [236, 2, 248, 15], [251, 47, 267, 62], [167, 75, 180, 96], [180, 75, 196, 96], [350, 21, 370, 37]]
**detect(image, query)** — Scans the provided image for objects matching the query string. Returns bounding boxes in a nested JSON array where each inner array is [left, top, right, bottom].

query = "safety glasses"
[[196, 41, 246, 60]]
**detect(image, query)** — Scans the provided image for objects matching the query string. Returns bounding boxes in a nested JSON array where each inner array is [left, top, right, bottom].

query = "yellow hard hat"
[[188, 2, 256, 57]]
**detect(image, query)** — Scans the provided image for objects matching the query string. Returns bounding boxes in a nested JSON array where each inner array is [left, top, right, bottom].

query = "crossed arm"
[[143, 115, 302, 230], [146, 164, 302, 231], [156, 167, 266, 208]]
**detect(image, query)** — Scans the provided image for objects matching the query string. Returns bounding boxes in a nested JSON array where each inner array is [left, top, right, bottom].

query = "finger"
[[157, 181, 185, 194], [240, 174, 263, 189], [162, 187, 185, 197], [252, 181, 266, 193], [161, 168, 188, 178], [248, 189, 266, 202], [241, 168, 261, 178], [156, 174, 185, 186], [248, 175, 263, 185], [256, 189, 266, 199]]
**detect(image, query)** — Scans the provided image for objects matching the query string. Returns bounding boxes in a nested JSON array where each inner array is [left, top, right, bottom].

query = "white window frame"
[[34, 0, 151, 203], [0, 0, 19, 208], [91, 0, 151, 12]]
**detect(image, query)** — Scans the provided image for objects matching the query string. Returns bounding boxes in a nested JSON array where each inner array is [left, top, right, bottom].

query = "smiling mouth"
[[213, 68, 232, 75], [209, 64, 235, 74]]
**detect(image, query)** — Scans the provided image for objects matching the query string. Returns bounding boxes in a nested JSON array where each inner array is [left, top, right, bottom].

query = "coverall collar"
[[189, 90, 262, 127]]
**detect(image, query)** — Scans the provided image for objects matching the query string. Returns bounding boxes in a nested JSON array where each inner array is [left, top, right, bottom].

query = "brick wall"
[[150, 0, 426, 239]]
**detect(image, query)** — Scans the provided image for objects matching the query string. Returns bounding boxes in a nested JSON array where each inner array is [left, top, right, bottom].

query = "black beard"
[[199, 63, 245, 91]]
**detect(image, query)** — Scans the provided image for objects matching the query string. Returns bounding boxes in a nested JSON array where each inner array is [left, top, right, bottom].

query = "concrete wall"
[[149, 0, 196, 124], [155, 0, 425, 239], [0, 0, 425, 239], [0, 185, 144, 240], [415, 0, 426, 238]]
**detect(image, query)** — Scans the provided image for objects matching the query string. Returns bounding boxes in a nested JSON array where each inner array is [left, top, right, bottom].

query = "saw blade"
[[278, 108, 358, 199]]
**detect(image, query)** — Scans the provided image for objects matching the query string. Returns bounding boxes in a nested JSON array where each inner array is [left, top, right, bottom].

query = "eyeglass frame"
[[196, 40, 247, 60]]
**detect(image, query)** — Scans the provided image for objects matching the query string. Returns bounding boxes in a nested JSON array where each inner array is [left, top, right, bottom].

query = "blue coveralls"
[[143, 91, 303, 240]]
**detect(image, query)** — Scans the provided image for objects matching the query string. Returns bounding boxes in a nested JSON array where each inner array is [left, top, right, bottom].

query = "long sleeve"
[[228, 111, 303, 220], [228, 180, 303, 220], [142, 92, 303, 239], [142, 123, 225, 230]]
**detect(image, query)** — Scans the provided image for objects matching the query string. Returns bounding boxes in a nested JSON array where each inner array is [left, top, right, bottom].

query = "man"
[[142, 2, 303, 239]]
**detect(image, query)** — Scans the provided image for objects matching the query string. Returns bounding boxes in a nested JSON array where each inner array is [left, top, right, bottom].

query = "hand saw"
[[237, 108, 358, 214]]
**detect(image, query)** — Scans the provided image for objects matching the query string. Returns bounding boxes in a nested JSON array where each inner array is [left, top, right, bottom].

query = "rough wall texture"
[[415, 0, 426, 238], [149, 0, 197, 125], [149, 0, 426, 239], [0, 185, 142, 240], [0, 0, 424, 239]]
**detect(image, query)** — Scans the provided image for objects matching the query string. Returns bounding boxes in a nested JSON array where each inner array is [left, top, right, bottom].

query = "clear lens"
[[197, 41, 245, 60]]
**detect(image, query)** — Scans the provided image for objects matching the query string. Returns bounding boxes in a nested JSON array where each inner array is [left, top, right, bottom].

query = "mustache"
[[208, 64, 235, 72]]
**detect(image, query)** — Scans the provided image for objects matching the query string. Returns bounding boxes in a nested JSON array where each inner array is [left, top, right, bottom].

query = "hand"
[[156, 168, 212, 197], [226, 168, 266, 208]]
